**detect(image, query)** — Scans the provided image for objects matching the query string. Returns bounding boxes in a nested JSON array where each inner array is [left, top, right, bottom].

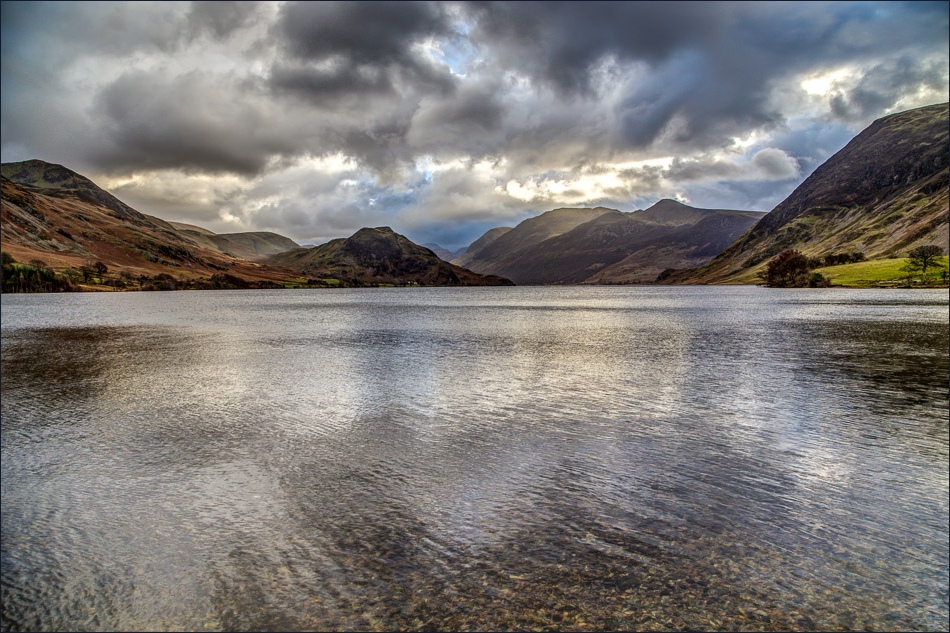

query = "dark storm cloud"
[[91, 70, 297, 175], [268, 55, 455, 107], [268, 61, 395, 104], [277, 1, 452, 66], [330, 122, 419, 178], [407, 80, 507, 155], [260, 1, 464, 175], [464, 1, 949, 150], [265, 61, 455, 179], [464, 1, 725, 95], [271, 0, 458, 98]]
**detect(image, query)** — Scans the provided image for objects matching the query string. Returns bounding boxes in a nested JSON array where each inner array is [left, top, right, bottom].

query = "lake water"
[[1, 286, 947, 631]]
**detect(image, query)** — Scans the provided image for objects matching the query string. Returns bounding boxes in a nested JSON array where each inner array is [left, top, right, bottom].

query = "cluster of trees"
[[139, 272, 282, 291], [819, 251, 866, 266], [1, 253, 127, 293], [760, 250, 828, 288]]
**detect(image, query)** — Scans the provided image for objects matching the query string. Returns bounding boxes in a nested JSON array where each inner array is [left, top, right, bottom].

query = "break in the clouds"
[[1, 1, 947, 249]]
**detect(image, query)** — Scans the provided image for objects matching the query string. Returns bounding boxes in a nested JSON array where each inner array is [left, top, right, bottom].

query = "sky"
[[1, 1, 947, 250]]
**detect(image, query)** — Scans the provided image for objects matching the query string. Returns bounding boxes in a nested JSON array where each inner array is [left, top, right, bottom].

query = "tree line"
[[1, 253, 282, 293], [761, 245, 947, 287]]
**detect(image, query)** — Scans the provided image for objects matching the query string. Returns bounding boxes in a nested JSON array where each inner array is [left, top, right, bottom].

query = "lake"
[[1, 286, 947, 631]]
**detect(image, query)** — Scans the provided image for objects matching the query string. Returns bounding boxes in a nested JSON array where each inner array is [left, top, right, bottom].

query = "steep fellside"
[[461, 200, 763, 285], [1, 162, 297, 285], [267, 227, 513, 286], [672, 102, 949, 284]]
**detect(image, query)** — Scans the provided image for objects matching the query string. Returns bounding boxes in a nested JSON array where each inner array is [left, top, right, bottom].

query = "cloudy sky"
[[2, 1, 947, 250]]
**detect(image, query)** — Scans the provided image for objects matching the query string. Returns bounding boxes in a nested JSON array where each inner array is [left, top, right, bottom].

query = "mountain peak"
[[647, 198, 690, 210], [637, 199, 707, 225]]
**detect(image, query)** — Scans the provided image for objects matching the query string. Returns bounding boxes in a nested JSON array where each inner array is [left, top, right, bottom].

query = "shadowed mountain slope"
[[670, 102, 949, 284], [2, 159, 159, 225], [1, 175, 295, 285], [458, 201, 763, 284]]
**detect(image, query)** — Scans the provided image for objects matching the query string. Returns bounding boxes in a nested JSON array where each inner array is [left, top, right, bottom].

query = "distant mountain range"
[[0, 160, 510, 288], [421, 243, 464, 262], [3, 102, 946, 291], [452, 227, 513, 267]]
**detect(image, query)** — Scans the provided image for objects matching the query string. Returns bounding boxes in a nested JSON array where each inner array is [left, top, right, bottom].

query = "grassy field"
[[814, 257, 949, 287]]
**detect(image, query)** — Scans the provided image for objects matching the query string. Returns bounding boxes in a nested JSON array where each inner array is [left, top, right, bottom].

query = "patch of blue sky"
[[431, 17, 477, 77]]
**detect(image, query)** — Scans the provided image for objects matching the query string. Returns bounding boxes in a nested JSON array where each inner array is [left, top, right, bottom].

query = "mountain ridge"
[[171, 223, 301, 262], [6, 100, 945, 291], [451, 207, 618, 280]]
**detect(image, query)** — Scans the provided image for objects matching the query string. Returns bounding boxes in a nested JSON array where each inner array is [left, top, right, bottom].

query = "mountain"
[[671, 102, 949, 284], [170, 221, 300, 262], [267, 227, 513, 287], [421, 242, 457, 261], [457, 202, 763, 284]]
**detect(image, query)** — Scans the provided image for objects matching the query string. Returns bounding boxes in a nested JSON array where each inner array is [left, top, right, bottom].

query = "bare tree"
[[904, 245, 945, 282]]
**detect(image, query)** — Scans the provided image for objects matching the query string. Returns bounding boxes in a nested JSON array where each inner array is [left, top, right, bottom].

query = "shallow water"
[[1, 286, 948, 631]]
